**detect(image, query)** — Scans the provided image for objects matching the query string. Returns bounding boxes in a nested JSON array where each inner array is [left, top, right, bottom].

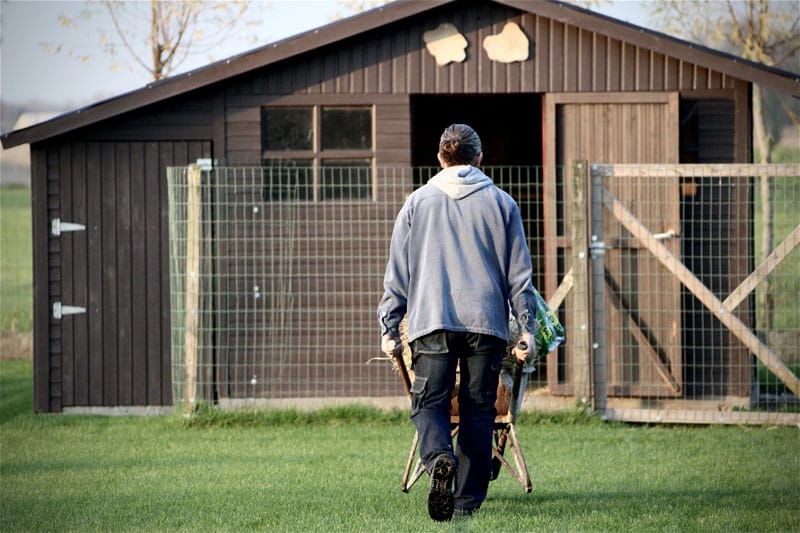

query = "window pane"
[[321, 107, 372, 150], [262, 107, 313, 151], [321, 160, 371, 201], [261, 159, 313, 201]]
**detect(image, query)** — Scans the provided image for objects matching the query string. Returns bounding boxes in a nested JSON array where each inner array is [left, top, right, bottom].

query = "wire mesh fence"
[[591, 164, 799, 423], [167, 163, 799, 422]]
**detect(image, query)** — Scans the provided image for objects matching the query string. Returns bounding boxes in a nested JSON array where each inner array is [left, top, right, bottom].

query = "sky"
[[0, 0, 653, 114]]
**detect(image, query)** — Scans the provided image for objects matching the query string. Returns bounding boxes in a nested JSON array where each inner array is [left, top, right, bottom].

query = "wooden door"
[[52, 141, 211, 411], [543, 92, 682, 397]]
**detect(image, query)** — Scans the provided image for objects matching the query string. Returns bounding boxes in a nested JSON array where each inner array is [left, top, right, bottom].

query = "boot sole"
[[428, 455, 456, 522]]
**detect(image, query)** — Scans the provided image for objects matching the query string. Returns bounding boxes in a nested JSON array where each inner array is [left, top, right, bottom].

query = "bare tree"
[[649, 0, 799, 330], [45, 0, 267, 81], [648, 0, 799, 163]]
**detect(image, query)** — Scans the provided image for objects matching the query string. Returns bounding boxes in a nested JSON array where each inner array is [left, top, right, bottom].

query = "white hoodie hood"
[[428, 165, 494, 200]]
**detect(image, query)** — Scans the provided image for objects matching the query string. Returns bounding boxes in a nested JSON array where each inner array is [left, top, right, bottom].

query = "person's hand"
[[381, 334, 403, 358], [512, 332, 533, 362]]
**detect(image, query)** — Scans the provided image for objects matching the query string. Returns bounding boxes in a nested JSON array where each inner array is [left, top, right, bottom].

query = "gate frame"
[[583, 163, 800, 425]]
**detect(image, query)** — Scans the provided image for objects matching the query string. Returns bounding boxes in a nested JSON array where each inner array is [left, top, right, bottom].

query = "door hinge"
[[51, 218, 86, 236], [53, 302, 87, 320]]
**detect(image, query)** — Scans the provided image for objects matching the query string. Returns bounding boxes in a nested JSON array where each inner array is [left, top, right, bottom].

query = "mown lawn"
[[1, 360, 798, 532]]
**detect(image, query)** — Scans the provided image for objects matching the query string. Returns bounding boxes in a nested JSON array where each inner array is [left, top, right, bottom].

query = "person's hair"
[[438, 124, 482, 166]]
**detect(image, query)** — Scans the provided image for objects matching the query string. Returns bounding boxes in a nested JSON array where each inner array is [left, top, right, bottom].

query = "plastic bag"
[[531, 288, 565, 357]]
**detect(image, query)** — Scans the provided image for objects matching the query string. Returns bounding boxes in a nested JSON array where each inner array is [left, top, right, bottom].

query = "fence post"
[[570, 161, 591, 406], [183, 164, 201, 416], [759, 169, 774, 330], [590, 164, 608, 415]]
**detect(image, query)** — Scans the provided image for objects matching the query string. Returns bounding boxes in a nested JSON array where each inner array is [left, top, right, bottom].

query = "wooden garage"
[[2, 0, 797, 412]]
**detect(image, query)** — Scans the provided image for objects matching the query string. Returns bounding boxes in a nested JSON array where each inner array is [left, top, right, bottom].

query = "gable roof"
[[3, 0, 798, 149]]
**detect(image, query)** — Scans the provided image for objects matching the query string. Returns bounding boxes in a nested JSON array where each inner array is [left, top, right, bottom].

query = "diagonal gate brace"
[[723, 224, 800, 312], [602, 189, 800, 397]]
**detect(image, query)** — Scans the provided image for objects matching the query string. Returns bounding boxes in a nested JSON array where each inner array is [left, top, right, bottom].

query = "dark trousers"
[[409, 330, 504, 512]]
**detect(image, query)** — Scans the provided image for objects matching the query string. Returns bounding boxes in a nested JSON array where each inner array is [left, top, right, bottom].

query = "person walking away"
[[377, 124, 542, 521]]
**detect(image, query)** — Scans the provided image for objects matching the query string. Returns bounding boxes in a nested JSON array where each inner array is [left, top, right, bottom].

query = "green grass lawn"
[[0, 187, 32, 333], [2, 360, 798, 532]]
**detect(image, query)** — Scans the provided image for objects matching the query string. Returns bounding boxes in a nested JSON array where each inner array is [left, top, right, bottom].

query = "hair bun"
[[438, 124, 481, 166]]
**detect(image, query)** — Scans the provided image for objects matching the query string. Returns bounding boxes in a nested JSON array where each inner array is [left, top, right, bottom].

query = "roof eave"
[[499, 0, 800, 96]]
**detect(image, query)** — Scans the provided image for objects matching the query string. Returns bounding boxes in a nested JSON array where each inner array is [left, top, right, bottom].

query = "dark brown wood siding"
[[226, 3, 736, 99], [70, 91, 215, 141], [34, 140, 211, 411]]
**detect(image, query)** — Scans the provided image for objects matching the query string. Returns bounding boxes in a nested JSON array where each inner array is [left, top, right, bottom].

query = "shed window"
[[321, 108, 372, 150], [261, 105, 374, 202], [262, 107, 313, 151]]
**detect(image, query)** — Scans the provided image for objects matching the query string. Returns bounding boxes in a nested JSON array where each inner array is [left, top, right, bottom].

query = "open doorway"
[[410, 93, 546, 384], [410, 94, 542, 172]]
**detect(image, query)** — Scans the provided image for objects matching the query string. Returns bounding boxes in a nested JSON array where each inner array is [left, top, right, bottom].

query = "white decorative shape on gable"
[[483, 22, 529, 63], [423, 23, 468, 66]]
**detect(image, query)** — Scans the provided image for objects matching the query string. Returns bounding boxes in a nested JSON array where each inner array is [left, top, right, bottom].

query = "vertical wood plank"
[[72, 143, 89, 406], [86, 142, 104, 406], [149, 142, 169, 404], [101, 142, 118, 405], [130, 142, 148, 404], [542, 95, 558, 300], [378, 31, 393, 93], [116, 142, 133, 405], [212, 92, 226, 163]]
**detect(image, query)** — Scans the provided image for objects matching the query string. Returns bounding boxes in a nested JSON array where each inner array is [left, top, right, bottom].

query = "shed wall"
[[30, 0, 755, 410]]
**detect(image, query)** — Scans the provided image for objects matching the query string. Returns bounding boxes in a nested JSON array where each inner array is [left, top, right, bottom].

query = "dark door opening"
[[410, 94, 542, 175]]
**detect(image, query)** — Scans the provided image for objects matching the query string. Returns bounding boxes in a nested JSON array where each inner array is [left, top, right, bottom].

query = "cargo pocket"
[[410, 375, 427, 412], [410, 376, 427, 395]]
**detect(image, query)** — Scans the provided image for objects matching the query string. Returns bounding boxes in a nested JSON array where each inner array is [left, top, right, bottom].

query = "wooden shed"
[[3, 0, 798, 412]]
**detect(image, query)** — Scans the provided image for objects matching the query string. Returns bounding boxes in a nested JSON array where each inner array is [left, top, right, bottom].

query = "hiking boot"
[[428, 454, 456, 521]]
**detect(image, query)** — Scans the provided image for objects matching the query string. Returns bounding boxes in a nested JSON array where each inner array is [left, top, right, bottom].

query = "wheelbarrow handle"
[[387, 339, 413, 400], [510, 340, 527, 407]]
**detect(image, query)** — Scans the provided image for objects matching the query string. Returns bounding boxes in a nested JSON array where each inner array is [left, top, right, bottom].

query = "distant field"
[[0, 187, 32, 334]]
